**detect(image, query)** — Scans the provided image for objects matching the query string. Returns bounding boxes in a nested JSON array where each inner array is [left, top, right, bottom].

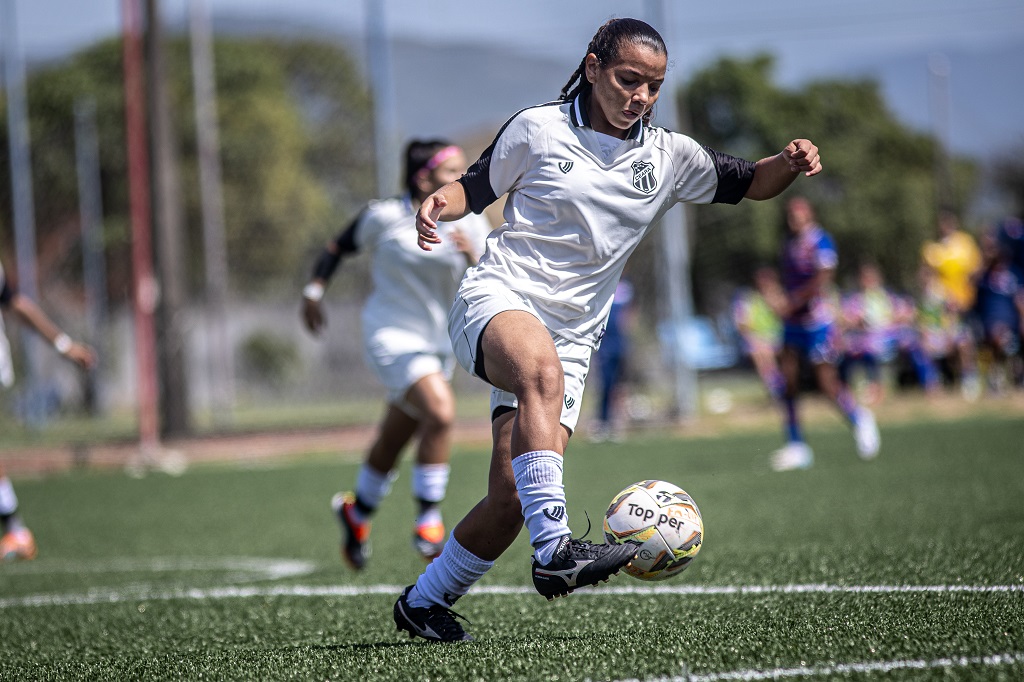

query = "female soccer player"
[[301, 140, 490, 569], [393, 18, 822, 641], [0, 261, 96, 561]]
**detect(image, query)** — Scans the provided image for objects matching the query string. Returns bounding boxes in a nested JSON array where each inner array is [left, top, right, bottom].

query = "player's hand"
[[416, 193, 446, 251], [302, 298, 325, 335], [783, 139, 822, 177], [66, 342, 97, 370], [449, 227, 480, 265]]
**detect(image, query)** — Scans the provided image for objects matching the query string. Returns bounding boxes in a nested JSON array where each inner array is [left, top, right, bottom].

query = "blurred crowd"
[[733, 212, 1024, 403]]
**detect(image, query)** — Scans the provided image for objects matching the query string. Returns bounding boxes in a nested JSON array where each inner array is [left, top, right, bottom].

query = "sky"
[[6, 0, 1024, 159]]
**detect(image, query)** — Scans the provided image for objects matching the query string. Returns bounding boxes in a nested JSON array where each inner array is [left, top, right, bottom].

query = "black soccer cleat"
[[393, 585, 473, 642], [531, 534, 637, 600]]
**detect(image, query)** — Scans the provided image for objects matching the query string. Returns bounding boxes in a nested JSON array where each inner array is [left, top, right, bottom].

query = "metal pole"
[[189, 0, 234, 424], [365, 0, 399, 196], [74, 97, 108, 416], [121, 0, 161, 458], [146, 0, 191, 437], [645, 0, 698, 419], [928, 53, 953, 212], [1, 0, 45, 426]]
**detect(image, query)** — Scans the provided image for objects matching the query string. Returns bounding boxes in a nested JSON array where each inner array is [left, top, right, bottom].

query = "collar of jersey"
[[570, 93, 645, 144]]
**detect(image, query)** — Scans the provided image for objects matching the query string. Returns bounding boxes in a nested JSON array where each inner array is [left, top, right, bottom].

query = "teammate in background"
[[395, 18, 823, 641], [589, 277, 636, 442], [0, 261, 97, 561], [732, 266, 785, 401], [971, 230, 1024, 392], [301, 140, 490, 570], [921, 210, 982, 400], [769, 197, 879, 472], [839, 263, 897, 405]]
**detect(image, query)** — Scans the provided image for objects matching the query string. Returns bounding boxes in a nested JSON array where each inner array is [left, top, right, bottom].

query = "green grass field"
[[1, 414, 1022, 680]]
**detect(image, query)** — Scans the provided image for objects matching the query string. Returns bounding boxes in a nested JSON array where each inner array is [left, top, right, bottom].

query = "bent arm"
[[745, 139, 822, 201], [416, 181, 471, 251]]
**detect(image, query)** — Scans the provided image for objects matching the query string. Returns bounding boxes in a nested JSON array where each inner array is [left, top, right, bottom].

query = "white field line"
[[0, 556, 316, 580], [1, 581, 1021, 609], [613, 652, 1024, 682]]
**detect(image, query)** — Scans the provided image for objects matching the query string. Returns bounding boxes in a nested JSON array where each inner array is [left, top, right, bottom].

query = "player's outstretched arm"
[[745, 139, 822, 201], [9, 294, 97, 369], [416, 181, 470, 252]]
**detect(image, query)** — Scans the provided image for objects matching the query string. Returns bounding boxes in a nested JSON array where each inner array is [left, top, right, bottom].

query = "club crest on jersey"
[[631, 160, 657, 194], [558, 161, 573, 174]]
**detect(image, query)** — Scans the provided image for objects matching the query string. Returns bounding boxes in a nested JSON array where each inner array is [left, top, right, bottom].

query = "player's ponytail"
[[559, 18, 667, 125]]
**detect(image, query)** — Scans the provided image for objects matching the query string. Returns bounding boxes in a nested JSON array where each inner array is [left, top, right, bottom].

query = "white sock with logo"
[[352, 464, 398, 523], [407, 534, 494, 609], [511, 450, 570, 565]]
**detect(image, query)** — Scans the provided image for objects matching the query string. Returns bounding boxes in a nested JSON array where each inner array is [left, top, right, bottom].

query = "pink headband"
[[423, 145, 460, 171]]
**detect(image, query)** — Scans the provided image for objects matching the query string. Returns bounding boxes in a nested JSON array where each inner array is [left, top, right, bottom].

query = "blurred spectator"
[[971, 231, 1024, 392], [920, 211, 982, 400], [589, 278, 636, 442], [916, 265, 978, 399], [839, 263, 897, 405], [995, 215, 1024, 274], [731, 266, 785, 401], [921, 210, 982, 314]]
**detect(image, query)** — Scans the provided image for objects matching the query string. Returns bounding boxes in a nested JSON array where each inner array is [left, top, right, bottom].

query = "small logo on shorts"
[[564, 394, 576, 410], [558, 161, 573, 174]]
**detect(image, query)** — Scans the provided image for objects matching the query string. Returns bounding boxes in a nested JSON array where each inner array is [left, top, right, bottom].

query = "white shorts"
[[365, 345, 455, 407], [448, 282, 592, 434]]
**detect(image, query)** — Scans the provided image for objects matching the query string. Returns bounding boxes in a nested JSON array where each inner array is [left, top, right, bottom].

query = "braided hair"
[[559, 18, 667, 126]]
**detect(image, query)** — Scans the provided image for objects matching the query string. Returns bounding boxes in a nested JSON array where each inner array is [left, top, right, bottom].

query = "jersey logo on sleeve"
[[558, 161, 573, 174], [631, 160, 657, 194]]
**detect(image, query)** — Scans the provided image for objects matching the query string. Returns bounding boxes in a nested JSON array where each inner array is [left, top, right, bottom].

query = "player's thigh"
[[404, 371, 456, 426], [480, 310, 563, 396]]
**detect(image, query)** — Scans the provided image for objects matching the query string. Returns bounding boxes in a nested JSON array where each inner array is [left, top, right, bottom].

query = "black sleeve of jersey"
[[311, 210, 364, 281], [703, 145, 756, 205], [458, 141, 499, 215], [0, 277, 14, 308]]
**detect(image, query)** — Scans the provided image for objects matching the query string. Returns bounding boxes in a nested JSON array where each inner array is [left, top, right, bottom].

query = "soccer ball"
[[603, 480, 703, 581]]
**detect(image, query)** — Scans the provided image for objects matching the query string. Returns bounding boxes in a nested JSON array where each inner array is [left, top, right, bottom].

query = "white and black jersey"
[[457, 94, 756, 348]]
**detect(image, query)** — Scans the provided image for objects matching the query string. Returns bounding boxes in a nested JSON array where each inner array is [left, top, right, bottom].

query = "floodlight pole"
[[74, 97, 109, 416], [645, 0, 698, 420], [365, 0, 400, 196], [122, 0, 162, 458], [189, 0, 235, 424]]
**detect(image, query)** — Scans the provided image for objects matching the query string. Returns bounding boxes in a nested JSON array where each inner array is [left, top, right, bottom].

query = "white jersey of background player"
[[358, 194, 489, 368]]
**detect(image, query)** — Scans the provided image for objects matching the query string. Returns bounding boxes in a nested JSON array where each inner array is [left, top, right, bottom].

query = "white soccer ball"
[[603, 479, 704, 581]]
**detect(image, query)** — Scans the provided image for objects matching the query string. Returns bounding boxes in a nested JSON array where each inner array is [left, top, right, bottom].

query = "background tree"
[[673, 54, 978, 313], [0, 36, 375, 303]]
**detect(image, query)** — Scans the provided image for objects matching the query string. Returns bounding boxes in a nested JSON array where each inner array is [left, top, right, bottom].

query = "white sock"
[[407, 534, 494, 609], [0, 476, 18, 516], [352, 464, 398, 523], [511, 450, 570, 565], [412, 463, 449, 505]]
